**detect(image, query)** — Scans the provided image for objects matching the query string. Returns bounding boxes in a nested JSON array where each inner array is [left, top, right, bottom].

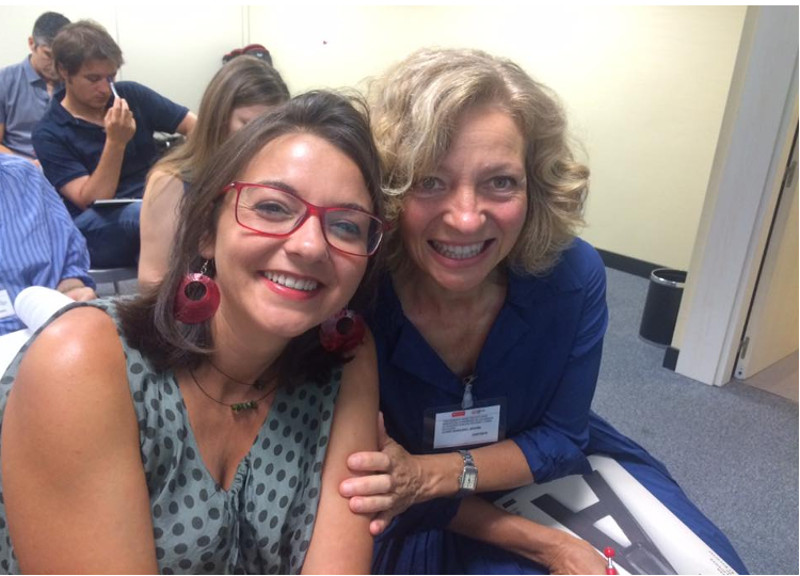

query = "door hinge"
[[738, 336, 750, 360], [783, 160, 797, 190]]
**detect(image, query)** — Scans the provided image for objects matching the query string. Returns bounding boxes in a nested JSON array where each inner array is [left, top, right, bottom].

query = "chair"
[[89, 267, 137, 295]]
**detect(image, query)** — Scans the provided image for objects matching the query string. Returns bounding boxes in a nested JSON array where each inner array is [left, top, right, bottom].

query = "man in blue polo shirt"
[[0, 11, 70, 162], [32, 20, 196, 269]]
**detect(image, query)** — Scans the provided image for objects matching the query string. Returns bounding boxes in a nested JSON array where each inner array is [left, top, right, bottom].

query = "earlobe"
[[199, 233, 215, 261], [28, 37, 35, 52]]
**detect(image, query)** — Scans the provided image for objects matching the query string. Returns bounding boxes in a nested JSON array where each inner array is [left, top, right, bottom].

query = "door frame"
[[671, 6, 799, 386]]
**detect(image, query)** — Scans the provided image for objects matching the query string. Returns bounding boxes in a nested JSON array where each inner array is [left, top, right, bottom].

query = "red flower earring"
[[174, 260, 220, 324], [319, 309, 366, 354]]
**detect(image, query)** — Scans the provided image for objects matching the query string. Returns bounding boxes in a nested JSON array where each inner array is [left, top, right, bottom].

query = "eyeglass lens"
[[236, 185, 382, 256]]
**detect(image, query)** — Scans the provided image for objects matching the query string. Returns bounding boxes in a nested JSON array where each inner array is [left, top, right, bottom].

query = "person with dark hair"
[[0, 11, 70, 161], [139, 55, 290, 286], [0, 90, 385, 573], [338, 48, 748, 574], [0, 154, 96, 336], [223, 43, 274, 66], [31, 19, 197, 269]]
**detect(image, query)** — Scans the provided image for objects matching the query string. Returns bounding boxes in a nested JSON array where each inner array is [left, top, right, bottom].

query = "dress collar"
[[381, 272, 531, 392]]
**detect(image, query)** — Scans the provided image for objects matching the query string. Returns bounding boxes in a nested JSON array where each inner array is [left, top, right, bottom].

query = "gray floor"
[[593, 268, 798, 575], [103, 270, 798, 574], [737, 351, 798, 403]]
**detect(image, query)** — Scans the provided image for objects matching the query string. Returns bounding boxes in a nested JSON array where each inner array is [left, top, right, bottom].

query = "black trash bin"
[[639, 268, 687, 346]]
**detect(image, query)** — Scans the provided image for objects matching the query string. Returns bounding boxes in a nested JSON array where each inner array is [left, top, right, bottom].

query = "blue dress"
[[369, 238, 747, 574]]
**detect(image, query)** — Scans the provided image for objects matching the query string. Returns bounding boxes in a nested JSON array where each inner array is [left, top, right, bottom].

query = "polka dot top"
[[0, 300, 341, 574]]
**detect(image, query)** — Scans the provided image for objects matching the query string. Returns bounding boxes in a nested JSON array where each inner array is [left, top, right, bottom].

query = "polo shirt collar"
[[22, 55, 46, 87], [50, 87, 79, 127]]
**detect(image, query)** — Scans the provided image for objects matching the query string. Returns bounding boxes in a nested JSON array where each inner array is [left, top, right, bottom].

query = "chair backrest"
[[89, 267, 137, 294]]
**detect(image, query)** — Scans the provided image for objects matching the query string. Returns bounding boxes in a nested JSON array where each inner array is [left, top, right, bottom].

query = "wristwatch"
[[456, 449, 478, 497]]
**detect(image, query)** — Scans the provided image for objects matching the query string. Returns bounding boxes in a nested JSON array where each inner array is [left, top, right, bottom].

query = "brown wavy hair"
[[369, 47, 589, 276], [118, 91, 384, 386], [151, 55, 290, 186], [52, 20, 123, 76]]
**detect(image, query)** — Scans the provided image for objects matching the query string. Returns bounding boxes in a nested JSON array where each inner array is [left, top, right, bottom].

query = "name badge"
[[423, 397, 506, 451], [433, 404, 502, 449], [0, 290, 14, 320]]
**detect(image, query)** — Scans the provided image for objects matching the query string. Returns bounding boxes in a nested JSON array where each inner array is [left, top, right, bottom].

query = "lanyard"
[[462, 374, 476, 409]]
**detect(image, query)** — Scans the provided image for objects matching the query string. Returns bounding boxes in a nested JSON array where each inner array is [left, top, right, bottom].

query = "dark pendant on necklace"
[[231, 400, 258, 413]]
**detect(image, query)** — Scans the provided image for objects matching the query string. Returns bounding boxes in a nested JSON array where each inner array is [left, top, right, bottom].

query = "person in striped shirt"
[[0, 154, 96, 335]]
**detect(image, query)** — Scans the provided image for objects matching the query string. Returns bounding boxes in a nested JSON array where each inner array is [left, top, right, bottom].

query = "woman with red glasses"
[[0, 91, 385, 574]]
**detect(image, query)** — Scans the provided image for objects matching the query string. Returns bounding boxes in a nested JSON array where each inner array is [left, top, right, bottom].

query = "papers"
[[93, 198, 143, 207], [0, 331, 30, 377], [494, 455, 737, 575], [0, 287, 72, 376], [14, 286, 72, 333]]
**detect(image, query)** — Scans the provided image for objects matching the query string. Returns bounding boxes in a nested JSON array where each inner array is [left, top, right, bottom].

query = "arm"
[[40, 169, 96, 299], [55, 278, 97, 301], [1, 307, 158, 573], [344, 353, 603, 533], [449, 497, 606, 575], [342, 422, 533, 535], [59, 98, 136, 210], [0, 124, 14, 155], [138, 170, 183, 287], [0, 124, 39, 165], [175, 112, 197, 136], [301, 331, 379, 574], [342, 246, 609, 532]]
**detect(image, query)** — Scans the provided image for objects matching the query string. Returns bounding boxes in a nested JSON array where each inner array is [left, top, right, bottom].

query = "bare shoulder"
[[11, 305, 130, 420], [24, 304, 123, 362], [145, 167, 179, 188], [143, 169, 182, 204], [2, 305, 157, 573]]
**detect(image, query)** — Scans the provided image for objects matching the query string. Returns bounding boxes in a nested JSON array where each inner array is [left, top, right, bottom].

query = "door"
[[734, 128, 799, 379]]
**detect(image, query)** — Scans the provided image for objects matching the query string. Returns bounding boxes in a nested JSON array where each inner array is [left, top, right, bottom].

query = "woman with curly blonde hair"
[[374, 48, 588, 278], [339, 48, 747, 575]]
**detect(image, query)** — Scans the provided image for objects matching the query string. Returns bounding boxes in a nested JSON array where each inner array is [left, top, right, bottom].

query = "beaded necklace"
[[188, 367, 278, 413], [208, 360, 268, 389]]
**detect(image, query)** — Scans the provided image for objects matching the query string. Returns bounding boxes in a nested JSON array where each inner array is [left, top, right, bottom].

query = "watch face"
[[462, 468, 478, 490]]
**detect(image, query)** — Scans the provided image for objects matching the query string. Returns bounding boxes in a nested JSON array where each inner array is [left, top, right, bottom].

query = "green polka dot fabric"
[[0, 300, 341, 574]]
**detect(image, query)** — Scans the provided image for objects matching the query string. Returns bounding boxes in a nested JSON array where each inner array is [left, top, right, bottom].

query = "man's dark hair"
[[32, 12, 70, 46], [52, 20, 124, 76]]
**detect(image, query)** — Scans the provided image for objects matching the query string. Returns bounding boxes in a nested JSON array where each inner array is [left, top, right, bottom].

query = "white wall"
[[0, 5, 243, 110], [0, 5, 746, 270]]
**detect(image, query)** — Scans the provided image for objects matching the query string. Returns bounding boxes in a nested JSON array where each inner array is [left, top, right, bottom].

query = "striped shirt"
[[0, 155, 94, 335]]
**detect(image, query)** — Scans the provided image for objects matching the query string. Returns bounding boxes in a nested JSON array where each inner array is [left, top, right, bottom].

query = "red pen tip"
[[604, 547, 617, 575]]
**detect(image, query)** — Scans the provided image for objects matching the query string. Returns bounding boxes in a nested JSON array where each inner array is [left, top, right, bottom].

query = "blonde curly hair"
[[368, 47, 589, 276]]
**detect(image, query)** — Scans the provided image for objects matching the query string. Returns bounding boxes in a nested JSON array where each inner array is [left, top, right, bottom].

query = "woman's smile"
[[261, 270, 323, 300]]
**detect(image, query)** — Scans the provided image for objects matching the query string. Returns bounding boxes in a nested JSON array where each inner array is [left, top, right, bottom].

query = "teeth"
[[263, 272, 319, 291], [431, 241, 485, 260]]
